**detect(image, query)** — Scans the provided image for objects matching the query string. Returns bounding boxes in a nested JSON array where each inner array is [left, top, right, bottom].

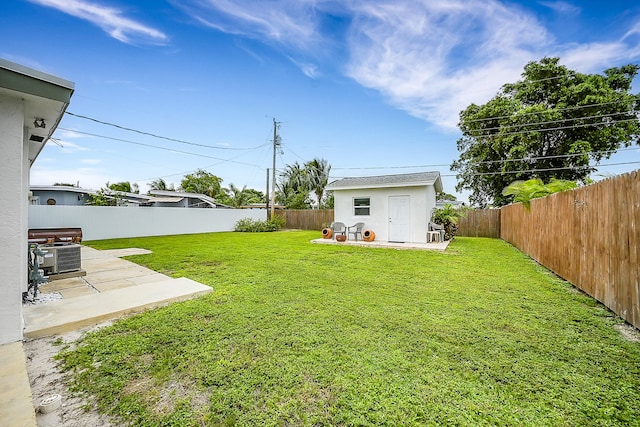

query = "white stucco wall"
[[29, 205, 267, 240], [0, 96, 27, 344], [333, 185, 437, 243]]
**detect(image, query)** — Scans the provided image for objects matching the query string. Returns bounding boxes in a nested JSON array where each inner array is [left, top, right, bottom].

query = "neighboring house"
[[0, 59, 74, 345], [149, 190, 232, 208], [30, 185, 94, 206], [30, 186, 157, 206], [326, 172, 443, 244]]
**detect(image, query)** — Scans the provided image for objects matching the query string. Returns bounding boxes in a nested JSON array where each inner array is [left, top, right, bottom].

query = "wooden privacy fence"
[[500, 170, 640, 329], [281, 209, 334, 230], [457, 209, 501, 238]]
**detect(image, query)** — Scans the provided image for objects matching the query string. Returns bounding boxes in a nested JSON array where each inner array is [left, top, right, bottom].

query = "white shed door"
[[389, 195, 410, 242]]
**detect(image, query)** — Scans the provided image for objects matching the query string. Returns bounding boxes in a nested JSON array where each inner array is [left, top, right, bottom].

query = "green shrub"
[[234, 215, 285, 232], [431, 204, 467, 240]]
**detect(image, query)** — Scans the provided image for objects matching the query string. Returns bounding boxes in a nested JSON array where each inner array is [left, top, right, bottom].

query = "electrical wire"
[[468, 117, 639, 138], [64, 111, 264, 151], [463, 99, 631, 124], [331, 147, 639, 170], [467, 111, 635, 134], [57, 127, 268, 168]]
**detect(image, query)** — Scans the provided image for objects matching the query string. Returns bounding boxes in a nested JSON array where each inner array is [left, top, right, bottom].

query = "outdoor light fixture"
[[33, 118, 46, 128]]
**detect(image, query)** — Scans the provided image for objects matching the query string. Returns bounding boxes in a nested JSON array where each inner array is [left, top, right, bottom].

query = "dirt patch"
[[24, 324, 118, 427], [614, 323, 640, 343]]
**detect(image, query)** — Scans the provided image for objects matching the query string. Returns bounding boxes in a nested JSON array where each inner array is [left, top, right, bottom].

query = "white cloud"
[[172, 0, 320, 49], [30, 167, 110, 190], [170, 0, 640, 129], [345, 0, 551, 128], [81, 158, 102, 165], [51, 140, 89, 152], [28, 0, 167, 44], [539, 1, 581, 15]]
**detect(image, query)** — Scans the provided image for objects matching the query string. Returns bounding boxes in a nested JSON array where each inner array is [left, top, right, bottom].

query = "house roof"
[[30, 185, 95, 195], [326, 171, 443, 192], [0, 59, 74, 164], [149, 190, 233, 208]]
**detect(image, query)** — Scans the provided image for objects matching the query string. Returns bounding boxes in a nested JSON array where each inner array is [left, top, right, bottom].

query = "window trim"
[[353, 197, 370, 216]]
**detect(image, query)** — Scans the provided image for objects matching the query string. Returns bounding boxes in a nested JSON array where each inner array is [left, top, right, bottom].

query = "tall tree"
[[106, 181, 132, 193], [148, 178, 174, 191], [180, 169, 223, 198], [277, 162, 311, 209], [452, 57, 640, 207], [224, 183, 264, 207], [305, 158, 331, 208]]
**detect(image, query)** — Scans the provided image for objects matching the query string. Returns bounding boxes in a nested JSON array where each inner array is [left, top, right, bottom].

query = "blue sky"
[[2, 0, 640, 200]]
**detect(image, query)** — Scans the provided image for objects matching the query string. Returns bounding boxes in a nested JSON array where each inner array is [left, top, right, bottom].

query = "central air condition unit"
[[39, 243, 82, 275]]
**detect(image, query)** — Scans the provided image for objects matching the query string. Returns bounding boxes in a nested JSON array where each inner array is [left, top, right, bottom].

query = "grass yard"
[[58, 231, 640, 426]]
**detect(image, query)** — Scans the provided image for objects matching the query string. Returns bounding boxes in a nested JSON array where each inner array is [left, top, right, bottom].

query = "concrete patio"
[[1, 245, 212, 426], [311, 237, 451, 251]]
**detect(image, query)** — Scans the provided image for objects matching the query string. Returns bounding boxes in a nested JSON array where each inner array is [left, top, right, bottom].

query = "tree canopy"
[[180, 169, 223, 199], [276, 158, 332, 209], [107, 181, 137, 193], [452, 57, 640, 207]]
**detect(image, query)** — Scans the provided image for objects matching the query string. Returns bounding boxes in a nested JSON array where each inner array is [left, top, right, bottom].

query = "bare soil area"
[[24, 324, 118, 427]]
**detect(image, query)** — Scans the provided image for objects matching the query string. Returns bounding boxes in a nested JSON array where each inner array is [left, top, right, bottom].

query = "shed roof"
[[327, 171, 442, 192]]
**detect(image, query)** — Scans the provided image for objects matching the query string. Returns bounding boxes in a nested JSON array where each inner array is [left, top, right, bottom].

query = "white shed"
[[0, 59, 74, 344], [326, 172, 443, 244]]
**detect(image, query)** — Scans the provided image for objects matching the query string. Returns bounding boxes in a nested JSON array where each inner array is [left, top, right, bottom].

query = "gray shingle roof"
[[326, 171, 442, 191]]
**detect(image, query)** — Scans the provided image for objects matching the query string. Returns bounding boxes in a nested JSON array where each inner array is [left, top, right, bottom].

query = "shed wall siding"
[[333, 186, 436, 243]]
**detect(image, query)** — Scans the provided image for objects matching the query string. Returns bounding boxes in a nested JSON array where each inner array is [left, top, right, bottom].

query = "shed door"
[[389, 195, 410, 242]]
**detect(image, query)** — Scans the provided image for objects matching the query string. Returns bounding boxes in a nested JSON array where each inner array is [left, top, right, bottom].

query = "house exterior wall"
[[0, 96, 27, 344], [31, 189, 89, 206], [29, 205, 266, 240], [333, 185, 437, 243]]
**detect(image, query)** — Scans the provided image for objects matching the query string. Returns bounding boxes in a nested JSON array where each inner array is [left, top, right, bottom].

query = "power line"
[[331, 147, 639, 170], [468, 117, 639, 138], [463, 99, 630, 124], [64, 111, 262, 151], [468, 111, 635, 134], [439, 160, 640, 177], [328, 160, 640, 180], [57, 127, 267, 168]]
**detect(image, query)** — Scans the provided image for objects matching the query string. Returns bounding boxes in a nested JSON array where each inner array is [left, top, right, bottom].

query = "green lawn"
[[58, 231, 640, 426]]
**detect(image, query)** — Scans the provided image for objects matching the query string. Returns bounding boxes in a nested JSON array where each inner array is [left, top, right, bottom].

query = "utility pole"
[[265, 168, 270, 216], [271, 118, 280, 219]]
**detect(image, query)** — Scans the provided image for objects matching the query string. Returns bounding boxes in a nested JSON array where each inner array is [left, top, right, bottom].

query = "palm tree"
[[305, 158, 331, 209], [148, 178, 174, 192]]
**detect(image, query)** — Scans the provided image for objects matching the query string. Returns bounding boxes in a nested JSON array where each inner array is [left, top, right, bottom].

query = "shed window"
[[354, 197, 370, 216]]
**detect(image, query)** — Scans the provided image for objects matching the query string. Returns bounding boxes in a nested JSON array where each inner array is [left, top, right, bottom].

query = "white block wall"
[[29, 206, 267, 241]]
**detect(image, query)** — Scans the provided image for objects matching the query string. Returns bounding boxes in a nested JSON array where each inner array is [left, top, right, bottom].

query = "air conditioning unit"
[[39, 244, 82, 275]]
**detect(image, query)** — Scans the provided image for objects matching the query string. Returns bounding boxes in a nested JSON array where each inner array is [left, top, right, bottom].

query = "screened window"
[[354, 197, 370, 216]]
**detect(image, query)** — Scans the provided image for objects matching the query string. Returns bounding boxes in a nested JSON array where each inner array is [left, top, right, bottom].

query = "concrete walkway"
[[1, 245, 212, 426], [23, 246, 212, 338], [311, 237, 451, 251]]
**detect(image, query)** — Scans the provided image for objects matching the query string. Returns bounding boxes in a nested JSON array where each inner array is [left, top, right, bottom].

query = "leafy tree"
[[107, 181, 132, 193], [148, 178, 174, 192], [431, 204, 467, 240], [305, 158, 331, 208], [180, 169, 223, 198], [87, 188, 123, 206], [437, 191, 457, 202], [223, 183, 264, 207], [276, 162, 312, 209], [502, 178, 578, 210], [452, 57, 640, 207]]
